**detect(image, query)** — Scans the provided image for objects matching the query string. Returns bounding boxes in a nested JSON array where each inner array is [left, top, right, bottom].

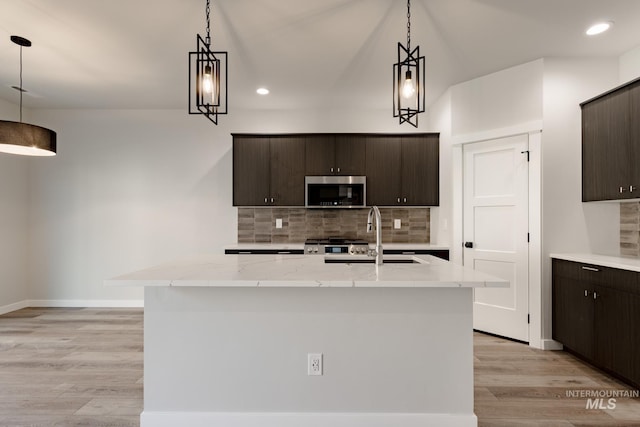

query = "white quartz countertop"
[[225, 243, 450, 251], [551, 253, 640, 273], [106, 253, 505, 288]]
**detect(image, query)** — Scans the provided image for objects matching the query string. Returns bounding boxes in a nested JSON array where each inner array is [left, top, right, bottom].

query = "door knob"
[[464, 242, 474, 248]]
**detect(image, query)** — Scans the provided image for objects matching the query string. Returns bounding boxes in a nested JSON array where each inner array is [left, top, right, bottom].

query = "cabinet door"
[[552, 260, 594, 359], [630, 83, 640, 197], [305, 135, 335, 175], [593, 284, 637, 381], [582, 89, 631, 201], [365, 136, 402, 206], [233, 136, 271, 206], [334, 135, 366, 175], [401, 134, 439, 206], [270, 136, 305, 206]]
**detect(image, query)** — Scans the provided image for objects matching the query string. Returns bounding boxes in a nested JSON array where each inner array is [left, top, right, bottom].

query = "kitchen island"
[[106, 253, 506, 427]]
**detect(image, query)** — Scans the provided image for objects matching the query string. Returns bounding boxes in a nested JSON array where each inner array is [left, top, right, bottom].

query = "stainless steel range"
[[304, 238, 370, 255]]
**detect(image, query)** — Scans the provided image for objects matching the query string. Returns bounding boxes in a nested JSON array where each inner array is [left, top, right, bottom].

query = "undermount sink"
[[323, 255, 427, 265]]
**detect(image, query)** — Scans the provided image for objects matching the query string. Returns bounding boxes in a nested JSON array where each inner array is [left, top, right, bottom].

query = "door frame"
[[451, 123, 549, 350]]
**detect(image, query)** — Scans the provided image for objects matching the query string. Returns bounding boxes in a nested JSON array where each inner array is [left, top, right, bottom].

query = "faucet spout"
[[366, 206, 383, 265]]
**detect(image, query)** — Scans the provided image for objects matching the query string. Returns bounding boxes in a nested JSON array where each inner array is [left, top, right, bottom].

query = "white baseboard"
[[0, 300, 29, 315], [541, 339, 563, 350], [1, 299, 143, 313], [27, 299, 144, 308], [141, 412, 478, 427]]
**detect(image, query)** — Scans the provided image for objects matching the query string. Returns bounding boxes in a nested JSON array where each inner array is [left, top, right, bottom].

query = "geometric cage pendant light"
[[393, 0, 425, 128], [0, 36, 57, 156], [189, 0, 228, 125]]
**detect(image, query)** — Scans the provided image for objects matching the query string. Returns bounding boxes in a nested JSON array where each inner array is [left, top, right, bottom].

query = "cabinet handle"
[[402, 251, 416, 255], [631, 185, 637, 192], [264, 197, 268, 204], [581, 266, 599, 272], [620, 186, 626, 193], [584, 289, 589, 297], [277, 251, 291, 254], [397, 197, 401, 203], [330, 167, 334, 173], [403, 197, 407, 203], [593, 291, 598, 300], [270, 197, 274, 203]]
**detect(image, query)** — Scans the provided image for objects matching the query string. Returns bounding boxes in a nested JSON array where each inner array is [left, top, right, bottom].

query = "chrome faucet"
[[367, 206, 383, 265]]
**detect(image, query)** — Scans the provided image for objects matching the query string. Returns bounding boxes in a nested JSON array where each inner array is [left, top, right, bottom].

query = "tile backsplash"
[[238, 208, 430, 243], [621, 202, 640, 257]]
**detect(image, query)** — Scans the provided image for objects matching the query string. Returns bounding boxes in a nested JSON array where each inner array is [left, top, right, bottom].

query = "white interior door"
[[463, 134, 529, 342]]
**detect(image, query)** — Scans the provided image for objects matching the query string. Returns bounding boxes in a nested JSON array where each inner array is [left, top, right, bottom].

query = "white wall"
[[450, 60, 544, 137], [0, 99, 30, 312], [427, 89, 452, 252], [27, 107, 437, 303], [619, 44, 640, 83], [540, 58, 620, 340]]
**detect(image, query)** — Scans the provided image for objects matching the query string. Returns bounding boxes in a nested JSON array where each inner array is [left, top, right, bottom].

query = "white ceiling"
[[1, 0, 640, 113]]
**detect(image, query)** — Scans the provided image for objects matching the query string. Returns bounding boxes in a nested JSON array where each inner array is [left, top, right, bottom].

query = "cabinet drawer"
[[552, 259, 639, 295]]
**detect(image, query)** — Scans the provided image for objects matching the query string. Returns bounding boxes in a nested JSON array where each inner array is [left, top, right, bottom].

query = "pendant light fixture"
[[393, 0, 425, 128], [189, 0, 228, 124], [0, 36, 57, 156]]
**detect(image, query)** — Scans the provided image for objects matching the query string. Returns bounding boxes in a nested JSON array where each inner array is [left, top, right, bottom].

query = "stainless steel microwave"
[[305, 176, 366, 208]]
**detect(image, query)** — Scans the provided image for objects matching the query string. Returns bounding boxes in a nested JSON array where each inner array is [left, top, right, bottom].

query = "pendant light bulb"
[[202, 64, 214, 98], [401, 70, 416, 99]]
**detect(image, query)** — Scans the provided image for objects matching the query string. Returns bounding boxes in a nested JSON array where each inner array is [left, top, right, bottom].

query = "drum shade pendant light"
[[0, 36, 56, 156], [393, 0, 425, 128], [189, 0, 228, 124]]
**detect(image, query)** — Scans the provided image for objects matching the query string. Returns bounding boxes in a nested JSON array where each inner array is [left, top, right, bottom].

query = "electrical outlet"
[[308, 353, 322, 376], [275, 218, 283, 229], [394, 219, 401, 229]]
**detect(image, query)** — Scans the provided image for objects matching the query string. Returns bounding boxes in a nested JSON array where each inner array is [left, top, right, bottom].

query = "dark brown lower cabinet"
[[552, 258, 640, 388]]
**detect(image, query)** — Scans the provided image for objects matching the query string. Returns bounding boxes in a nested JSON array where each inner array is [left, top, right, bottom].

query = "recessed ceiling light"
[[256, 88, 269, 95], [586, 21, 613, 36]]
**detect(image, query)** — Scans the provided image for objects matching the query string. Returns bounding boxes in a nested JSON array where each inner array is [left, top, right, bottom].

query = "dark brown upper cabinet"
[[233, 134, 305, 206], [366, 134, 439, 206], [234, 133, 439, 207], [581, 78, 640, 201], [305, 134, 366, 176]]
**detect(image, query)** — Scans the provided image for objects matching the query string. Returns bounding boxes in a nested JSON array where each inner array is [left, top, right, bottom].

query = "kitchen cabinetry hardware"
[[593, 291, 598, 299], [620, 186, 626, 193], [584, 289, 589, 297], [581, 266, 599, 272], [397, 198, 401, 203], [631, 185, 636, 192]]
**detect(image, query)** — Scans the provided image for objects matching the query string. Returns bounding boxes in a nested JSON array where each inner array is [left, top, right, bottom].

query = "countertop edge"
[[550, 253, 640, 273]]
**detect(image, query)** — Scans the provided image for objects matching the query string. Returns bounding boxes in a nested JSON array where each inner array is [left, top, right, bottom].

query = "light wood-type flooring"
[[0, 308, 639, 426]]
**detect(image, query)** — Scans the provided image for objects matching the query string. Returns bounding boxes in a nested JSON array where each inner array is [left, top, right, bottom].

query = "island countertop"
[[105, 253, 506, 288]]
